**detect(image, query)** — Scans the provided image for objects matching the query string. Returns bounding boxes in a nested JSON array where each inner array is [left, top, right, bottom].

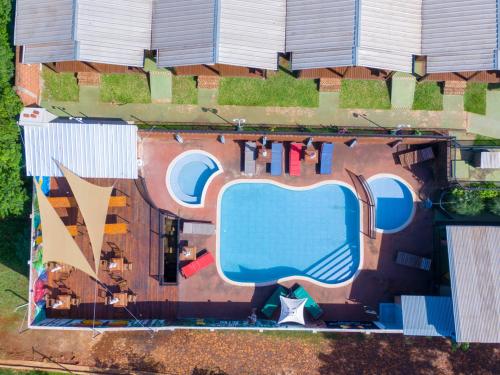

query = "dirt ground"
[[0, 326, 498, 375]]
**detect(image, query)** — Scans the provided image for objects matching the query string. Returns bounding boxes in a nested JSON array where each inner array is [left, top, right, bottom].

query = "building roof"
[[446, 226, 500, 343], [152, 0, 216, 67], [22, 119, 138, 179], [401, 296, 455, 337], [286, 0, 356, 70], [357, 0, 422, 73], [217, 0, 286, 70], [422, 0, 498, 73], [15, 0, 152, 67]]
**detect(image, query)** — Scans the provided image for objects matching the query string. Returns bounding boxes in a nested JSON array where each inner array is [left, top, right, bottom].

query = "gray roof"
[[401, 296, 455, 337], [152, 0, 216, 67], [217, 0, 286, 70], [286, 0, 356, 70], [422, 0, 498, 73], [446, 226, 500, 343], [22, 120, 138, 179], [357, 0, 422, 72], [15, 0, 151, 67]]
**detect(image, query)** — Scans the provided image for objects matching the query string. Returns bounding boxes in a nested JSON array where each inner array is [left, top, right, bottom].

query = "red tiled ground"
[[141, 132, 442, 322], [15, 47, 40, 106]]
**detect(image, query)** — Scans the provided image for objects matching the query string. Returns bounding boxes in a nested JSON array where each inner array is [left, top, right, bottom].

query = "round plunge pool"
[[166, 150, 222, 207], [367, 174, 415, 233]]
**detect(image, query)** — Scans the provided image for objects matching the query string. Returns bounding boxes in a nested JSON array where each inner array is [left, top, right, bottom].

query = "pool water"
[[368, 176, 414, 232], [167, 151, 221, 206], [218, 182, 361, 286]]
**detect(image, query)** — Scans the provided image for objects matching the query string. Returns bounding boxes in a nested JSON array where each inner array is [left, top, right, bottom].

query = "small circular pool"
[[367, 174, 415, 233], [166, 150, 222, 207]]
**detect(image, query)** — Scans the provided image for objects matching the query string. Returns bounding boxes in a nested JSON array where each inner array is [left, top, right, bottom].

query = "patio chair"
[[395, 251, 431, 271], [124, 262, 133, 271], [261, 285, 289, 319], [244, 141, 257, 176], [116, 279, 128, 291], [127, 293, 137, 303], [292, 285, 324, 319], [70, 297, 81, 306], [183, 222, 216, 235], [320, 143, 334, 175], [271, 143, 283, 176], [289, 143, 302, 176], [100, 259, 109, 270], [180, 251, 215, 278]]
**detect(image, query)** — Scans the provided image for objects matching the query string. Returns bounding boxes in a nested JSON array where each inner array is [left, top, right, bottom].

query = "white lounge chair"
[[396, 251, 431, 271], [183, 222, 216, 235]]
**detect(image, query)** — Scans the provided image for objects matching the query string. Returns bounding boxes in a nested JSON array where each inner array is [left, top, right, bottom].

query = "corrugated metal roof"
[[286, 0, 357, 70], [152, 0, 216, 67], [401, 296, 455, 337], [357, 0, 422, 73], [14, 0, 74, 45], [446, 226, 500, 343], [23, 41, 76, 64], [23, 121, 138, 179], [422, 0, 498, 73], [217, 0, 286, 70]]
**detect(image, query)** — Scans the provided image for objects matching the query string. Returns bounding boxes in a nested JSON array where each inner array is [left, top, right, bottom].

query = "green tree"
[[448, 188, 485, 216]]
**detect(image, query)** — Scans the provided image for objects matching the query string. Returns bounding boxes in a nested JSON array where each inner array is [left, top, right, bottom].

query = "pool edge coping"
[[165, 149, 223, 208], [215, 179, 364, 289], [366, 173, 417, 234]]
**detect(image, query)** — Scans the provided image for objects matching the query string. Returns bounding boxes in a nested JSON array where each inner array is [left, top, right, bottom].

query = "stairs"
[[319, 77, 342, 92], [443, 80, 466, 95], [77, 72, 101, 86], [197, 75, 220, 89]]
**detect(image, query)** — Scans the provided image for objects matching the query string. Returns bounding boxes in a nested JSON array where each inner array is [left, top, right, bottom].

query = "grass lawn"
[[41, 70, 79, 102], [412, 82, 443, 111], [464, 83, 487, 115], [339, 80, 391, 109], [172, 76, 198, 104], [100, 74, 151, 104], [218, 69, 319, 107]]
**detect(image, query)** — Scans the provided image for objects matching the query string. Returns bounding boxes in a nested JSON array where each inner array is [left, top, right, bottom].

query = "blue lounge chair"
[[320, 143, 334, 175], [271, 143, 283, 176]]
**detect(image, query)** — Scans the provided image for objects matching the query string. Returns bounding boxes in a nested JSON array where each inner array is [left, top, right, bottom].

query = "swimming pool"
[[367, 174, 415, 233], [217, 181, 362, 287], [166, 150, 222, 207]]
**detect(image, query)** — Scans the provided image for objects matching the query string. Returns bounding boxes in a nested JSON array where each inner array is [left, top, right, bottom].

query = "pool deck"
[[141, 132, 444, 322]]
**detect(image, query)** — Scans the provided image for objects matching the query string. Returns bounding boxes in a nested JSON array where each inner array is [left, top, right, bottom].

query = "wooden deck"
[[45, 178, 178, 321]]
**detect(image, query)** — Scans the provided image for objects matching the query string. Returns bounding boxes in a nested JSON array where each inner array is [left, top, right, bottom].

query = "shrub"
[[447, 188, 485, 216], [488, 196, 500, 216]]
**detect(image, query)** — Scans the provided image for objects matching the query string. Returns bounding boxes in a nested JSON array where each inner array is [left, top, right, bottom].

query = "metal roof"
[[152, 0, 216, 67], [22, 121, 138, 179], [357, 0, 422, 73], [22, 41, 76, 64], [422, 0, 498, 73], [217, 0, 286, 70], [446, 226, 500, 343], [286, 0, 356, 70], [401, 296, 455, 337]]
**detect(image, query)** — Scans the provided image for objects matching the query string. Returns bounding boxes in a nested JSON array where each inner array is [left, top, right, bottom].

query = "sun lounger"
[[180, 251, 215, 278], [292, 285, 324, 319], [271, 143, 283, 176], [244, 141, 257, 176], [398, 147, 435, 168], [183, 222, 215, 235], [261, 285, 288, 319], [396, 251, 431, 271], [66, 223, 128, 236], [320, 143, 334, 175], [289, 143, 302, 176], [48, 196, 127, 208]]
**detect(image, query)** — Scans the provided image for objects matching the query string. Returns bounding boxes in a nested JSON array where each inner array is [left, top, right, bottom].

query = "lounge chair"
[[320, 143, 334, 175], [271, 143, 283, 176], [244, 141, 257, 176], [48, 196, 127, 208], [261, 285, 288, 319], [396, 251, 431, 271], [292, 285, 324, 319], [180, 251, 215, 278], [398, 147, 435, 168], [289, 143, 302, 176], [183, 222, 216, 235], [66, 223, 128, 236]]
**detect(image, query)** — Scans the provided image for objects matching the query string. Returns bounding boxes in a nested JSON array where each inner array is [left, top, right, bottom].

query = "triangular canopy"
[[278, 296, 307, 325], [35, 182, 98, 280], [58, 163, 113, 272]]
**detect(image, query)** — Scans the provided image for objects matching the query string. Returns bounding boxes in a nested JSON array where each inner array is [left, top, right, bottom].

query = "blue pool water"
[[368, 176, 414, 232], [168, 152, 220, 205], [219, 182, 361, 285]]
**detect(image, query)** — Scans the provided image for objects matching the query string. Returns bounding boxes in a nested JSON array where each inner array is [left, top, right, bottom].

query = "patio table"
[[112, 292, 128, 308], [52, 294, 71, 310]]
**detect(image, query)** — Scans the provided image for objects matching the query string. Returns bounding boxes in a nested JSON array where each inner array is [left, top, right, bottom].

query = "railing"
[[346, 169, 376, 239]]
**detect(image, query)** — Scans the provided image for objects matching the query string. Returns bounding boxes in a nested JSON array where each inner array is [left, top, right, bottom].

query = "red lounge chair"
[[180, 251, 215, 278], [289, 143, 302, 176]]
